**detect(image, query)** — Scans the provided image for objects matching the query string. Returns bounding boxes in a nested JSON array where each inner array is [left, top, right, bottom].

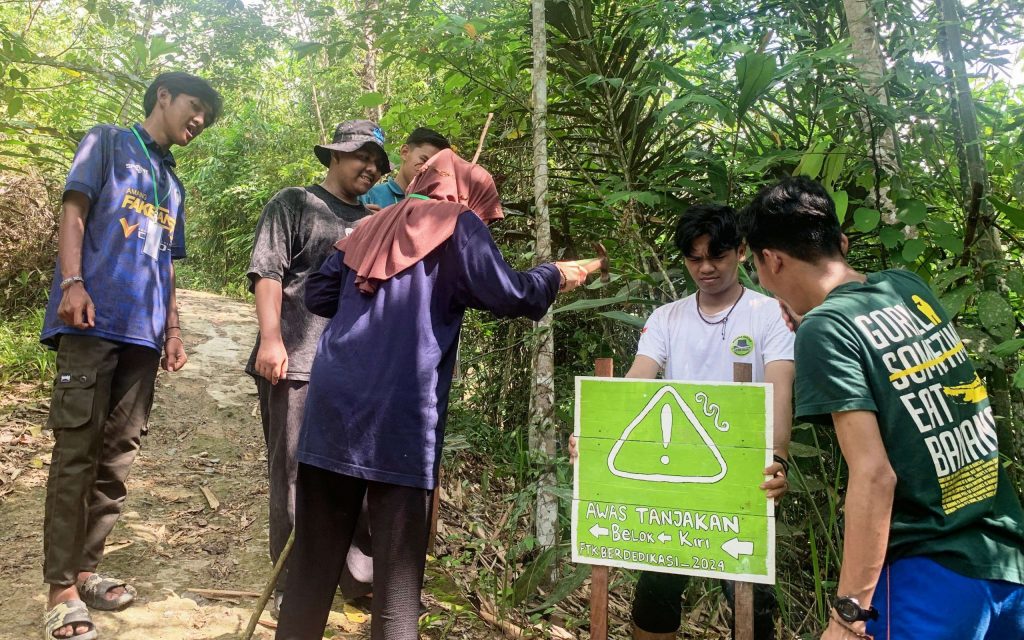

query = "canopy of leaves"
[[1, 0, 1023, 635]]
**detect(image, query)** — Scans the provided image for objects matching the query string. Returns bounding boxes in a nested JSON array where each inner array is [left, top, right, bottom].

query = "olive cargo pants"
[[43, 335, 159, 585]]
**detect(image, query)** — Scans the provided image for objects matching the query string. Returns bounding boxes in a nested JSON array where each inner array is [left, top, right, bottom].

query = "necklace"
[[696, 286, 745, 340]]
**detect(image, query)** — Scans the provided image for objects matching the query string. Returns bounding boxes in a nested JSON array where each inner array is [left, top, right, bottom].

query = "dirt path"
[[0, 290, 363, 639]]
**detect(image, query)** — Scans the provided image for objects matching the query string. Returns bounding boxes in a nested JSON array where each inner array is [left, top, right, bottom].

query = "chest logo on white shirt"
[[730, 335, 754, 356], [607, 386, 728, 484]]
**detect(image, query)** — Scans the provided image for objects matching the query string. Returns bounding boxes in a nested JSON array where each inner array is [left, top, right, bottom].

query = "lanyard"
[[130, 125, 164, 210], [407, 194, 429, 201]]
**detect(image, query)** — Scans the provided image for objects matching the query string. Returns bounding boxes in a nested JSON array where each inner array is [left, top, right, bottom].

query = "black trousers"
[[255, 378, 372, 598], [275, 463, 432, 640], [632, 571, 777, 639]]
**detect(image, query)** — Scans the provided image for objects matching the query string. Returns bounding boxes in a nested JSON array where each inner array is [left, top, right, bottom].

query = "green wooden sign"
[[572, 377, 775, 584]]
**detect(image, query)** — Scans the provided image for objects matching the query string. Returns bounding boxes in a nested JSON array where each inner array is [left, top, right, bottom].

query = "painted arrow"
[[589, 524, 609, 538], [658, 532, 672, 543], [721, 537, 754, 559]]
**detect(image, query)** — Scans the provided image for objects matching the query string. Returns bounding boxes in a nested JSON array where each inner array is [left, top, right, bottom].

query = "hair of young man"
[[674, 203, 743, 258], [405, 127, 451, 150], [742, 176, 843, 263], [143, 72, 223, 127]]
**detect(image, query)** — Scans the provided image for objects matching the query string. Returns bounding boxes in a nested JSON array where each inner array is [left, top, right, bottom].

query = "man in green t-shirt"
[[742, 176, 1024, 640]]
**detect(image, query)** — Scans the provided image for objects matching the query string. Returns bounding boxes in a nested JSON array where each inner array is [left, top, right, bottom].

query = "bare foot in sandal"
[[45, 585, 95, 639], [76, 571, 136, 610]]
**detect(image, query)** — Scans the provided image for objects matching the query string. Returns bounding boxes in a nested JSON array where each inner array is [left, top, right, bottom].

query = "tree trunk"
[[115, 2, 155, 125], [528, 0, 558, 559], [361, 2, 383, 122], [938, 0, 1017, 456], [310, 80, 327, 145], [841, 0, 898, 222]]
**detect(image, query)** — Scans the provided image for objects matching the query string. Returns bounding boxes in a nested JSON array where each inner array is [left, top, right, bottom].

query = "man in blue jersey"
[[360, 127, 450, 209], [39, 72, 221, 640]]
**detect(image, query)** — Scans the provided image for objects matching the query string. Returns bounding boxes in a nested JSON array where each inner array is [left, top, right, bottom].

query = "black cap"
[[314, 120, 390, 173]]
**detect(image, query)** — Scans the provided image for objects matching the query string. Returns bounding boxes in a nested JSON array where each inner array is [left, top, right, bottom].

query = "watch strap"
[[830, 609, 873, 639]]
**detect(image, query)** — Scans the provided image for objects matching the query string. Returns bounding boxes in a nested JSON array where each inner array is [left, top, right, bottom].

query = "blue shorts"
[[867, 556, 1024, 640]]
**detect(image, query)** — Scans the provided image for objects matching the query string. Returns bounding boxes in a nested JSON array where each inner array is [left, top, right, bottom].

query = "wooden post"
[[427, 483, 441, 555], [589, 357, 614, 640], [732, 362, 754, 640]]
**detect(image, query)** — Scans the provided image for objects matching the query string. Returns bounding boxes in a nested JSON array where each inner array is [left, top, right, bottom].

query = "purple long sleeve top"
[[300, 211, 560, 489]]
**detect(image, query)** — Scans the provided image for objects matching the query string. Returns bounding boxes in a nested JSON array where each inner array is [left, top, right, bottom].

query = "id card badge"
[[142, 216, 162, 259]]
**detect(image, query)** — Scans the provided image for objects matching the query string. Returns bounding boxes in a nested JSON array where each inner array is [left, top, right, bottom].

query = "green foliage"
[[1, 0, 1023, 635], [0, 309, 55, 386]]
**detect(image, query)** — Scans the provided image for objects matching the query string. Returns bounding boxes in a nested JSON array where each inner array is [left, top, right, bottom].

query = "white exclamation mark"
[[660, 404, 671, 465]]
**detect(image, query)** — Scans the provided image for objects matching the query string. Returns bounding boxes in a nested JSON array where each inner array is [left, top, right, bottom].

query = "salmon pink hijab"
[[336, 149, 504, 294]]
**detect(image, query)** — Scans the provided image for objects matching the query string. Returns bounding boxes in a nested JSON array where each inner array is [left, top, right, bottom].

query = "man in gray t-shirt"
[[245, 120, 389, 612], [245, 185, 365, 379]]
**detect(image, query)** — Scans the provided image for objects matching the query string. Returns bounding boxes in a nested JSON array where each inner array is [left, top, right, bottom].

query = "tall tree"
[[360, 0, 383, 122], [528, 0, 558, 556], [938, 0, 1016, 447], [841, 0, 899, 222]]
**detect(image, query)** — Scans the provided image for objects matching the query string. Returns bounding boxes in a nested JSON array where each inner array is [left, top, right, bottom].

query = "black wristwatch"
[[834, 596, 878, 623]]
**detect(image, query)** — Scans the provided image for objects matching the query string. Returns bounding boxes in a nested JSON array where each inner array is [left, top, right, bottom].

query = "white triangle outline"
[[606, 385, 728, 483]]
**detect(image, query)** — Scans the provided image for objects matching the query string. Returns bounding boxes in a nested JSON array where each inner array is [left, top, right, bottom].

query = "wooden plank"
[[575, 438, 770, 512], [188, 588, 260, 598], [428, 481, 441, 555], [733, 360, 754, 640], [590, 357, 613, 640], [200, 486, 220, 511]]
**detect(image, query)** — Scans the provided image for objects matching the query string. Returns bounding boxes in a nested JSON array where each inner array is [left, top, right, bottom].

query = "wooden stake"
[[200, 485, 220, 511], [732, 362, 754, 640], [471, 112, 495, 164], [243, 528, 295, 640], [427, 476, 442, 555], [589, 357, 614, 640], [188, 588, 261, 599]]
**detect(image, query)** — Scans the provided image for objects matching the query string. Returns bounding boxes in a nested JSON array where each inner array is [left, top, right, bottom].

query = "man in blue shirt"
[[360, 127, 450, 209], [39, 72, 221, 640]]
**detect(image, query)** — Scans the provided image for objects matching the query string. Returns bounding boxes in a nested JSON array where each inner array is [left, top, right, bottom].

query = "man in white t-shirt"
[[573, 203, 795, 639]]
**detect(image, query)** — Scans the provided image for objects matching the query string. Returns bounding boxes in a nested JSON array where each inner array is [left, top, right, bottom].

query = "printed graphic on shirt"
[[731, 335, 754, 356], [120, 188, 176, 233], [852, 300, 997, 515], [119, 187, 176, 254], [119, 218, 140, 237]]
